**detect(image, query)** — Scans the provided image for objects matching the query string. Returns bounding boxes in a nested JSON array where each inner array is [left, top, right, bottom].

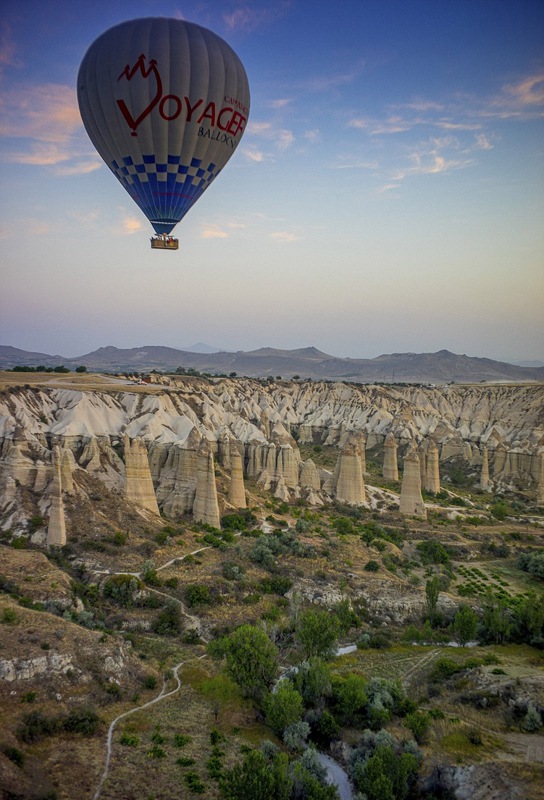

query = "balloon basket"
[[150, 235, 179, 250]]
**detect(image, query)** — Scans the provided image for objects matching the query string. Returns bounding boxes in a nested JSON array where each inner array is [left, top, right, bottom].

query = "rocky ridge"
[[0, 379, 542, 536]]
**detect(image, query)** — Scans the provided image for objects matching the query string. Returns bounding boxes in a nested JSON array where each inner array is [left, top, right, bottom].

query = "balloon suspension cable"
[[150, 234, 179, 250]]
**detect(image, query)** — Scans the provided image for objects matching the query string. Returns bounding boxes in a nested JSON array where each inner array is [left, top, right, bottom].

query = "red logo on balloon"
[[117, 55, 163, 137], [116, 54, 247, 140]]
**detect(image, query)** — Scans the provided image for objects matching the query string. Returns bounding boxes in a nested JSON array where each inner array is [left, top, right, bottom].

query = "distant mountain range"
[[1, 344, 543, 384]]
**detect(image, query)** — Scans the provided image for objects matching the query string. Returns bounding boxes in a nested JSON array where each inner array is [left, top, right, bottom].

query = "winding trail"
[[92, 653, 208, 800]]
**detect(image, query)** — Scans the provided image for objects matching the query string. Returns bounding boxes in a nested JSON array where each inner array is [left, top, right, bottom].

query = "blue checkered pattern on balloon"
[[111, 155, 221, 229]]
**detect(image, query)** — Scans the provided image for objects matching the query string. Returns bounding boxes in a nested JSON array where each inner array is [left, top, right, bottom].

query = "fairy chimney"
[[228, 446, 247, 509], [124, 435, 160, 515], [47, 446, 66, 547], [383, 433, 399, 481], [480, 446, 491, 492], [335, 436, 366, 505], [193, 443, 221, 529], [425, 440, 440, 494], [399, 442, 426, 518]]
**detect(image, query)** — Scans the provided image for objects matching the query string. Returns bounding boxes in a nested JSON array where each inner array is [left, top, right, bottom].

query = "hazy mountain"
[[1, 344, 543, 384]]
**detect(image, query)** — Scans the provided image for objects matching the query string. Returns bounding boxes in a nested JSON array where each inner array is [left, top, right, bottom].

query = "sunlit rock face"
[[480, 446, 491, 491], [332, 435, 366, 506], [228, 446, 246, 509], [47, 446, 66, 547], [0, 379, 542, 533], [123, 435, 160, 516], [193, 443, 221, 529], [399, 442, 426, 518], [424, 439, 440, 494], [383, 432, 399, 481]]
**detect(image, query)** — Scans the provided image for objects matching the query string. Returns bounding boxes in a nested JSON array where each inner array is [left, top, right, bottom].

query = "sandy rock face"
[[228, 446, 247, 509], [424, 439, 441, 494], [334, 437, 366, 505], [193, 443, 221, 529], [383, 432, 399, 481], [123, 435, 160, 515], [399, 442, 427, 518], [47, 445, 66, 547]]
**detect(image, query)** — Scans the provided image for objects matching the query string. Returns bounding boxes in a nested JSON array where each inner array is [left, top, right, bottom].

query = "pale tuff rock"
[[256, 468, 272, 491], [419, 445, 427, 486], [300, 459, 321, 492], [80, 436, 101, 471], [274, 474, 290, 502], [60, 448, 76, 494], [228, 446, 246, 509], [47, 446, 66, 547], [537, 455, 544, 506], [480, 446, 491, 492], [0, 651, 74, 682], [123, 435, 160, 516], [334, 436, 366, 505], [276, 445, 301, 488], [493, 442, 507, 477], [399, 442, 426, 518], [425, 439, 441, 494], [33, 461, 49, 493], [383, 432, 399, 481], [193, 443, 221, 529], [1, 431, 35, 487], [260, 410, 271, 439], [155, 442, 198, 518], [306, 488, 324, 507]]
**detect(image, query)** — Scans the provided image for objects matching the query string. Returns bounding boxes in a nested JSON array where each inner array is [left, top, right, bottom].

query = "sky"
[[1, 0, 543, 363]]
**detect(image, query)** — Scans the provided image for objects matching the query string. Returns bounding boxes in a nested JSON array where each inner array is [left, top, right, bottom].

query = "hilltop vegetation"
[[1, 476, 543, 800]]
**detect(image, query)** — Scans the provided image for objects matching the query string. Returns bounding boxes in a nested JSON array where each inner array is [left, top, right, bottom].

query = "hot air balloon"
[[77, 18, 250, 249]]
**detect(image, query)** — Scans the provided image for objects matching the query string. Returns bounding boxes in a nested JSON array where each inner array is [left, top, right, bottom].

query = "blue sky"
[[1, 0, 543, 362]]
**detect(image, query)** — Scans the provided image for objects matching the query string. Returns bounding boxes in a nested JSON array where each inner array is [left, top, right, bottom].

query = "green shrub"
[[63, 708, 100, 735], [174, 733, 192, 747], [184, 585, 211, 607], [3, 745, 25, 768], [364, 560, 380, 572]]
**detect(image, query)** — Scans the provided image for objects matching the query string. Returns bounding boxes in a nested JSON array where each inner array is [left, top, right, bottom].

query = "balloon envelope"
[[77, 18, 250, 235]]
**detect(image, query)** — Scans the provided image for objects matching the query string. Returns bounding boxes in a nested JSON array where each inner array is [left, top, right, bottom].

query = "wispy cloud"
[[0, 83, 80, 141], [0, 21, 21, 79], [200, 225, 229, 239], [270, 230, 298, 242], [120, 213, 143, 235], [0, 82, 98, 174], [223, 2, 291, 33]]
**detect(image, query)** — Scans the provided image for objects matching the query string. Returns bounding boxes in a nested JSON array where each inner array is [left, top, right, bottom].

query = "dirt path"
[[92, 653, 208, 800]]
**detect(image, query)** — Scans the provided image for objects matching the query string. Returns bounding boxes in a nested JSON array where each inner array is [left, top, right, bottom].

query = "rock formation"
[[61, 448, 76, 494], [124, 435, 160, 515], [424, 439, 440, 494], [47, 446, 66, 547], [228, 446, 246, 509], [193, 443, 221, 529], [334, 436, 366, 505], [537, 455, 544, 506], [300, 459, 321, 492], [480, 446, 491, 492], [399, 442, 426, 517], [383, 433, 399, 481]]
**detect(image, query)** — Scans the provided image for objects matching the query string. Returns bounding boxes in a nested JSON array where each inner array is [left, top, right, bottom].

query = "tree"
[[404, 711, 430, 744], [225, 624, 277, 703], [453, 605, 478, 645], [425, 576, 440, 622], [264, 682, 304, 736], [75, 365, 87, 373], [220, 749, 291, 800], [482, 592, 512, 644], [296, 610, 340, 659], [332, 673, 368, 725]]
